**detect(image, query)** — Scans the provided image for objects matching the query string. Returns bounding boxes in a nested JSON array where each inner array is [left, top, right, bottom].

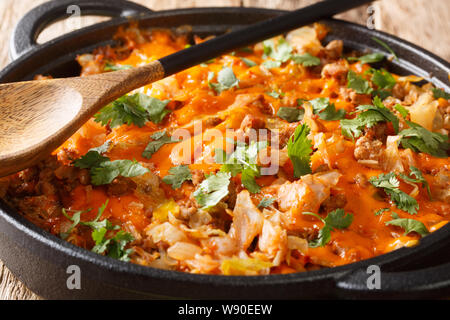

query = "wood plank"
[[375, 0, 450, 61]]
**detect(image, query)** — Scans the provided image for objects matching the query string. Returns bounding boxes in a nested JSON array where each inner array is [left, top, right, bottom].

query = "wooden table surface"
[[0, 0, 448, 300]]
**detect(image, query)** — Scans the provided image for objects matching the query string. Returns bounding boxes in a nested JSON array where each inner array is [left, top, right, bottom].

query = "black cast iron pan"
[[0, 0, 449, 299]]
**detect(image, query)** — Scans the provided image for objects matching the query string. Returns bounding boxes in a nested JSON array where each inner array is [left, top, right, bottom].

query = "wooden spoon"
[[0, 0, 371, 177]]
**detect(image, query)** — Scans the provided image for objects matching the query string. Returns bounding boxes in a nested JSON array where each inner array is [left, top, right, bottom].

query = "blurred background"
[[0, 0, 448, 300]]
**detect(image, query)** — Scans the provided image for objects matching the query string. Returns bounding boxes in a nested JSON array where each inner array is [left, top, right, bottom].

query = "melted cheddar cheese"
[[1, 23, 449, 275]]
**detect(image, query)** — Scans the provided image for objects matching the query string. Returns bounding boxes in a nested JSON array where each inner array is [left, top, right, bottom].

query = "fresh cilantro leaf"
[[81, 201, 112, 230], [91, 159, 149, 185], [303, 209, 354, 247], [209, 67, 239, 93], [94, 93, 171, 128], [369, 173, 419, 214], [92, 228, 134, 262], [340, 118, 366, 140], [369, 96, 399, 132], [394, 104, 409, 119], [348, 53, 385, 64], [432, 88, 450, 100], [340, 96, 399, 139], [104, 231, 134, 261], [60, 207, 92, 239], [399, 166, 432, 200], [263, 38, 292, 63], [262, 60, 282, 69], [310, 97, 346, 120], [137, 94, 172, 124], [287, 124, 313, 178], [262, 39, 276, 58], [372, 89, 392, 100], [62, 200, 134, 261], [386, 218, 429, 237], [94, 95, 148, 128], [241, 169, 262, 193], [219, 141, 267, 193], [399, 121, 449, 158], [241, 57, 257, 67], [324, 208, 354, 229], [292, 53, 321, 67], [89, 140, 111, 154], [142, 130, 179, 159], [347, 70, 372, 94], [374, 208, 390, 216], [257, 197, 276, 209], [262, 38, 294, 68], [162, 165, 192, 189], [372, 37, 398, 60], [277, 107, 304, 122], [73, 151, 109, 169], [371, 68, 396, 90], [104, 62, 133, 71], [193, 172, 231, 210], [391, 212, 400, 219]]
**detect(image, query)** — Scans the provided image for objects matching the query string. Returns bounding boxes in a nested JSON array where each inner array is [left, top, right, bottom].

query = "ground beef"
[[276, 122, 298, 148], [239, 114, 266, 133], [440, 105, 450, 130], [107, 176, 137, 197], [191, 170, 205, 186], [321, 61, 348, 84], [320, 194, 347, 213], [177, 197, 198, 220], [392, 83, 406, 100], [354, 173, 369, 188], [224, 180, 237, 210], [323, 40, 343, 60], [354, 135, 383, 161]]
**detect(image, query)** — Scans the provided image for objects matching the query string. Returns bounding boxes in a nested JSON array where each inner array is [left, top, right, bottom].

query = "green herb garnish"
[[277, 107, 304, 122], [372, 37, 398, 60], [310, 97, 346, 120], [94, 93, 171, 128], [303, 209, 354, 247], [432, 88, 450, 100], [287, 124, 313, 178], [386, 218, 429, 237], [399, 121, 449, 158], [348, 52, 384, 64], [369, 173, 419, 215], [292, 53, 321, 67], [208, 67, 239, 94], [347, 70, 372, 94], [257, 197, 276, 209], [193, 172, 231, 210], [142, 130, 179, 159], [340, 96, 399, 140], [218, 141, 268, 193], [162, 165, 192, 189]]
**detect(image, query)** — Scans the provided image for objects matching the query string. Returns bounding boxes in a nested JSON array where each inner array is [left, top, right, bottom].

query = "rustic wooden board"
[[0, 0, 448, 300]]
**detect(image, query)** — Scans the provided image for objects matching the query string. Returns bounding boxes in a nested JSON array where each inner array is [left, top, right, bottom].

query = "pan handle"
[[336, 261, 450, 298], [10, 0, 154, 60]]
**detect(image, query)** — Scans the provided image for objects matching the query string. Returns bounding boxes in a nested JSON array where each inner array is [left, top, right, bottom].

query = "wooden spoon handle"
[[63, 60, 165, 115], [160, 0, 373, 75]]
